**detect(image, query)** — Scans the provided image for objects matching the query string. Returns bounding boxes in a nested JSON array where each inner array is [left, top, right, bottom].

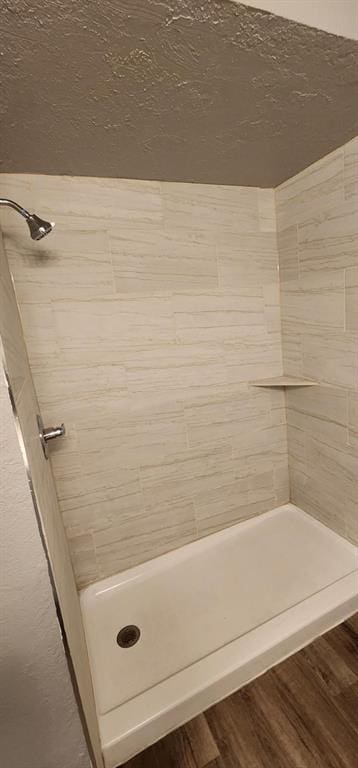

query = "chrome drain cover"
[[117, 625, 141, 648]]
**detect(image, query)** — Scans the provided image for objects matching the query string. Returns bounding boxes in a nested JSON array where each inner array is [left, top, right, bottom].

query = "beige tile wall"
[[275, 136, 358, 543], [0, 175, 288, 587], [0, 233, 103, 765]]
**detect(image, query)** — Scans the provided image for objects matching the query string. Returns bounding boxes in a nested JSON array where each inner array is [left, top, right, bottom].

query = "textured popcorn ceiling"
[[1, 0, 358, 186]]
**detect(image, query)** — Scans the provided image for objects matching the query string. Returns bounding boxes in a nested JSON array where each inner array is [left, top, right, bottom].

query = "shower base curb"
[[93, 526, 358, 766]]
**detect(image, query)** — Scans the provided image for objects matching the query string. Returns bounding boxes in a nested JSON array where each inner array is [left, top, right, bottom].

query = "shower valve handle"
[[37, 414, 66, 459]]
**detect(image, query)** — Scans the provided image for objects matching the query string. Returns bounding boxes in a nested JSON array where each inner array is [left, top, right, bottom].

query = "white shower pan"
[[80, 504, 358, 767]]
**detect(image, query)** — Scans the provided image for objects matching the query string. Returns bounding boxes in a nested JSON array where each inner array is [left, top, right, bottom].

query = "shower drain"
[[116, 624, 141, 648]]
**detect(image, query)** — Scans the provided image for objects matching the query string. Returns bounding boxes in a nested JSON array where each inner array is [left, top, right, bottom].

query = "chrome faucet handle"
[[37, 414, 65, 459]]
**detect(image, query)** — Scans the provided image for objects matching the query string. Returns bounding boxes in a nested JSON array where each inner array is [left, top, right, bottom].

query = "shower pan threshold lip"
[[80, 504, 358, 768]]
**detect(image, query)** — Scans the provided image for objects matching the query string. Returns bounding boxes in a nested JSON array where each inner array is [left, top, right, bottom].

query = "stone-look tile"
[[275, 146, 344, 231], [277, 227, 302, 379], [194, 475, 276, 536], [286, 387, 348, 448], [174, 293, 265, 344], [0, 173, 162, 223], [5, 225, 114, 303], [287, 424, 307, 483], [161, 182, 259, 236], [61, 466, 143, 527], [269, 388, 287, 427], [281, 320, 303, 378], [225, 333, 283, 383], [0, 278, 29, 400], [274, 463, 290, 506], [94, 500, 197, 577], [230, 421, 288, 513], [51, 294, 177, 368], [258, 188, 276, 232], [348, 392, 358, 450], [49, 428, 85, 512], [68, 533, 98, 589], [277, 226, 299, 284], [77, 401, 188, 472], [344, 136, 358, 200], [263, 282, 282, 336], [281, 271, 345, 330], [2, 172, 289, 587], [183, 384, 271, 448], [33, 362, 128, 426], [345, 266, 358, 331], [14, 303, 60, 368], [140, 442, 237, 511], [290, 477, 349, 541], [277, 134, 358, 545], [231, 424, 288, 471], [302, 330, 358, 390], [124, 343, 227, 394], [217, 232, 278, 296], [303, 436, 358, 540], [0, 231, 103, 764], [111, 226, 219, 295], [298, 198, 358, 270]]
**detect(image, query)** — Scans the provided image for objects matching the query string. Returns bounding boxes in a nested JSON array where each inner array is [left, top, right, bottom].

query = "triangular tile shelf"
[[250, 376, 319, 388]]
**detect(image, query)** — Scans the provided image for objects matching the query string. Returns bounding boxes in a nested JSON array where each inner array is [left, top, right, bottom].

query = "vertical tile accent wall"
[[0, 176, 288, 587], [276, 136, 358, 543], [0, 232, 103, 765]]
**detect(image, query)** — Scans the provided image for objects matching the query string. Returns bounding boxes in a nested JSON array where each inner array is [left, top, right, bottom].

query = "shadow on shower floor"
[[121, 613, 358, 768]]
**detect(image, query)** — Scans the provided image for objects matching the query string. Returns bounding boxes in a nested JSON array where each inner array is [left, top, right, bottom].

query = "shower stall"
[[0, 137, 357, 766], [2, 0, 358, 765]]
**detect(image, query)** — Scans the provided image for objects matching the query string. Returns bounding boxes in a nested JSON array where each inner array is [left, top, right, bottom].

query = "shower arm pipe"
[[0, 197, 54, 240], [0, 198, 32, 220]]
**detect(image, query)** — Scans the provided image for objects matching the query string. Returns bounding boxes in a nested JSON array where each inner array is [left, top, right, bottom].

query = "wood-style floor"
[[122, 614, 358, 768]]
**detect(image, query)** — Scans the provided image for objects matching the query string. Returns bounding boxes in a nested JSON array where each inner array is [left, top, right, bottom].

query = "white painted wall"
[[0, 367, 91, 768], [238, 1, 358, 41]]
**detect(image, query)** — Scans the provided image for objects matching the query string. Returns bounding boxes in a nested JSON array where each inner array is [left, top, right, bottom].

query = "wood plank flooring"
[[122, 614, 358, 768]]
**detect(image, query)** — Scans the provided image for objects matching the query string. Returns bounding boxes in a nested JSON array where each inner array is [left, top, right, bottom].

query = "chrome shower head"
[[26, 213, 54, 240], [0, 198, 55, 240]]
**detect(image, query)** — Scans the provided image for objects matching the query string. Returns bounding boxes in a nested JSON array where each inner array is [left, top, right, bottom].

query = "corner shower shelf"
[[250, 376, 319, 388]]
